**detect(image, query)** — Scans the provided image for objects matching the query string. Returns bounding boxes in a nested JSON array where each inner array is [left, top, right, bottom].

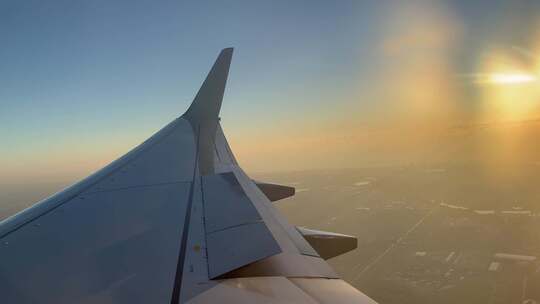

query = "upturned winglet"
[[183, 48, 234, 125]]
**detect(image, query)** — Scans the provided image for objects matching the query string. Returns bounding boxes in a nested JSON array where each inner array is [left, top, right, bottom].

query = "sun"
[[474, 48, 540, 120], [487, 73, 537, 85]]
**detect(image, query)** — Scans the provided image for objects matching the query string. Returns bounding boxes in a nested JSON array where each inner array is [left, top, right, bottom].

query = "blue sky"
[[0, 0, 374, 127]]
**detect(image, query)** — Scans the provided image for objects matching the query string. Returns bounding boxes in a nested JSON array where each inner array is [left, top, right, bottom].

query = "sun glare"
[[474, 47, 540, 121], [488, 73, 537, 85]]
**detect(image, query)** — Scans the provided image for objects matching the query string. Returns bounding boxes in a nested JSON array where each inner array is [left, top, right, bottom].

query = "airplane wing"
[[0, 48, 378, 304]]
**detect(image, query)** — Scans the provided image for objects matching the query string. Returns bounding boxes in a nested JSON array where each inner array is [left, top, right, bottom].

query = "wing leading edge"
[[0, 49, 378, 304]]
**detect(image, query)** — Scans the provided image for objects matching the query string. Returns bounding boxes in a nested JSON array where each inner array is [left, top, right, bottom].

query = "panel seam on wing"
[[84, 180, 192, 195], [205, 220, 264, 235], [170, 125, 202, 304]]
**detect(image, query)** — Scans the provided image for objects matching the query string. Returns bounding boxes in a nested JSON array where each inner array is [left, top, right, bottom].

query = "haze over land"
[[256, 167, 540, 304]]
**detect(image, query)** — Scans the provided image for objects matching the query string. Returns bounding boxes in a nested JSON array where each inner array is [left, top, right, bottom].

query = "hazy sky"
[[2, 0, 540, 185]]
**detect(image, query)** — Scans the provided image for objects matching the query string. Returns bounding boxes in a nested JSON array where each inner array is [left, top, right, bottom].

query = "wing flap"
[[202, 173, 262, 233], [202, 172, 281, 278], [206, 222, 280, 279]]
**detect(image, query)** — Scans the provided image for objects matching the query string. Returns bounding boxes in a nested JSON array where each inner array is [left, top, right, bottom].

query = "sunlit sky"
[[2, 0, 540, 185]]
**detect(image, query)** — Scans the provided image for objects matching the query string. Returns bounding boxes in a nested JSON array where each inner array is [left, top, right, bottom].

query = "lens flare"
[[488, 73, 537, 84]]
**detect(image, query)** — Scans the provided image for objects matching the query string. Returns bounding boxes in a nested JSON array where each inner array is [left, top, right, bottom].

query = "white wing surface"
[[0, 49, 378, 304]]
